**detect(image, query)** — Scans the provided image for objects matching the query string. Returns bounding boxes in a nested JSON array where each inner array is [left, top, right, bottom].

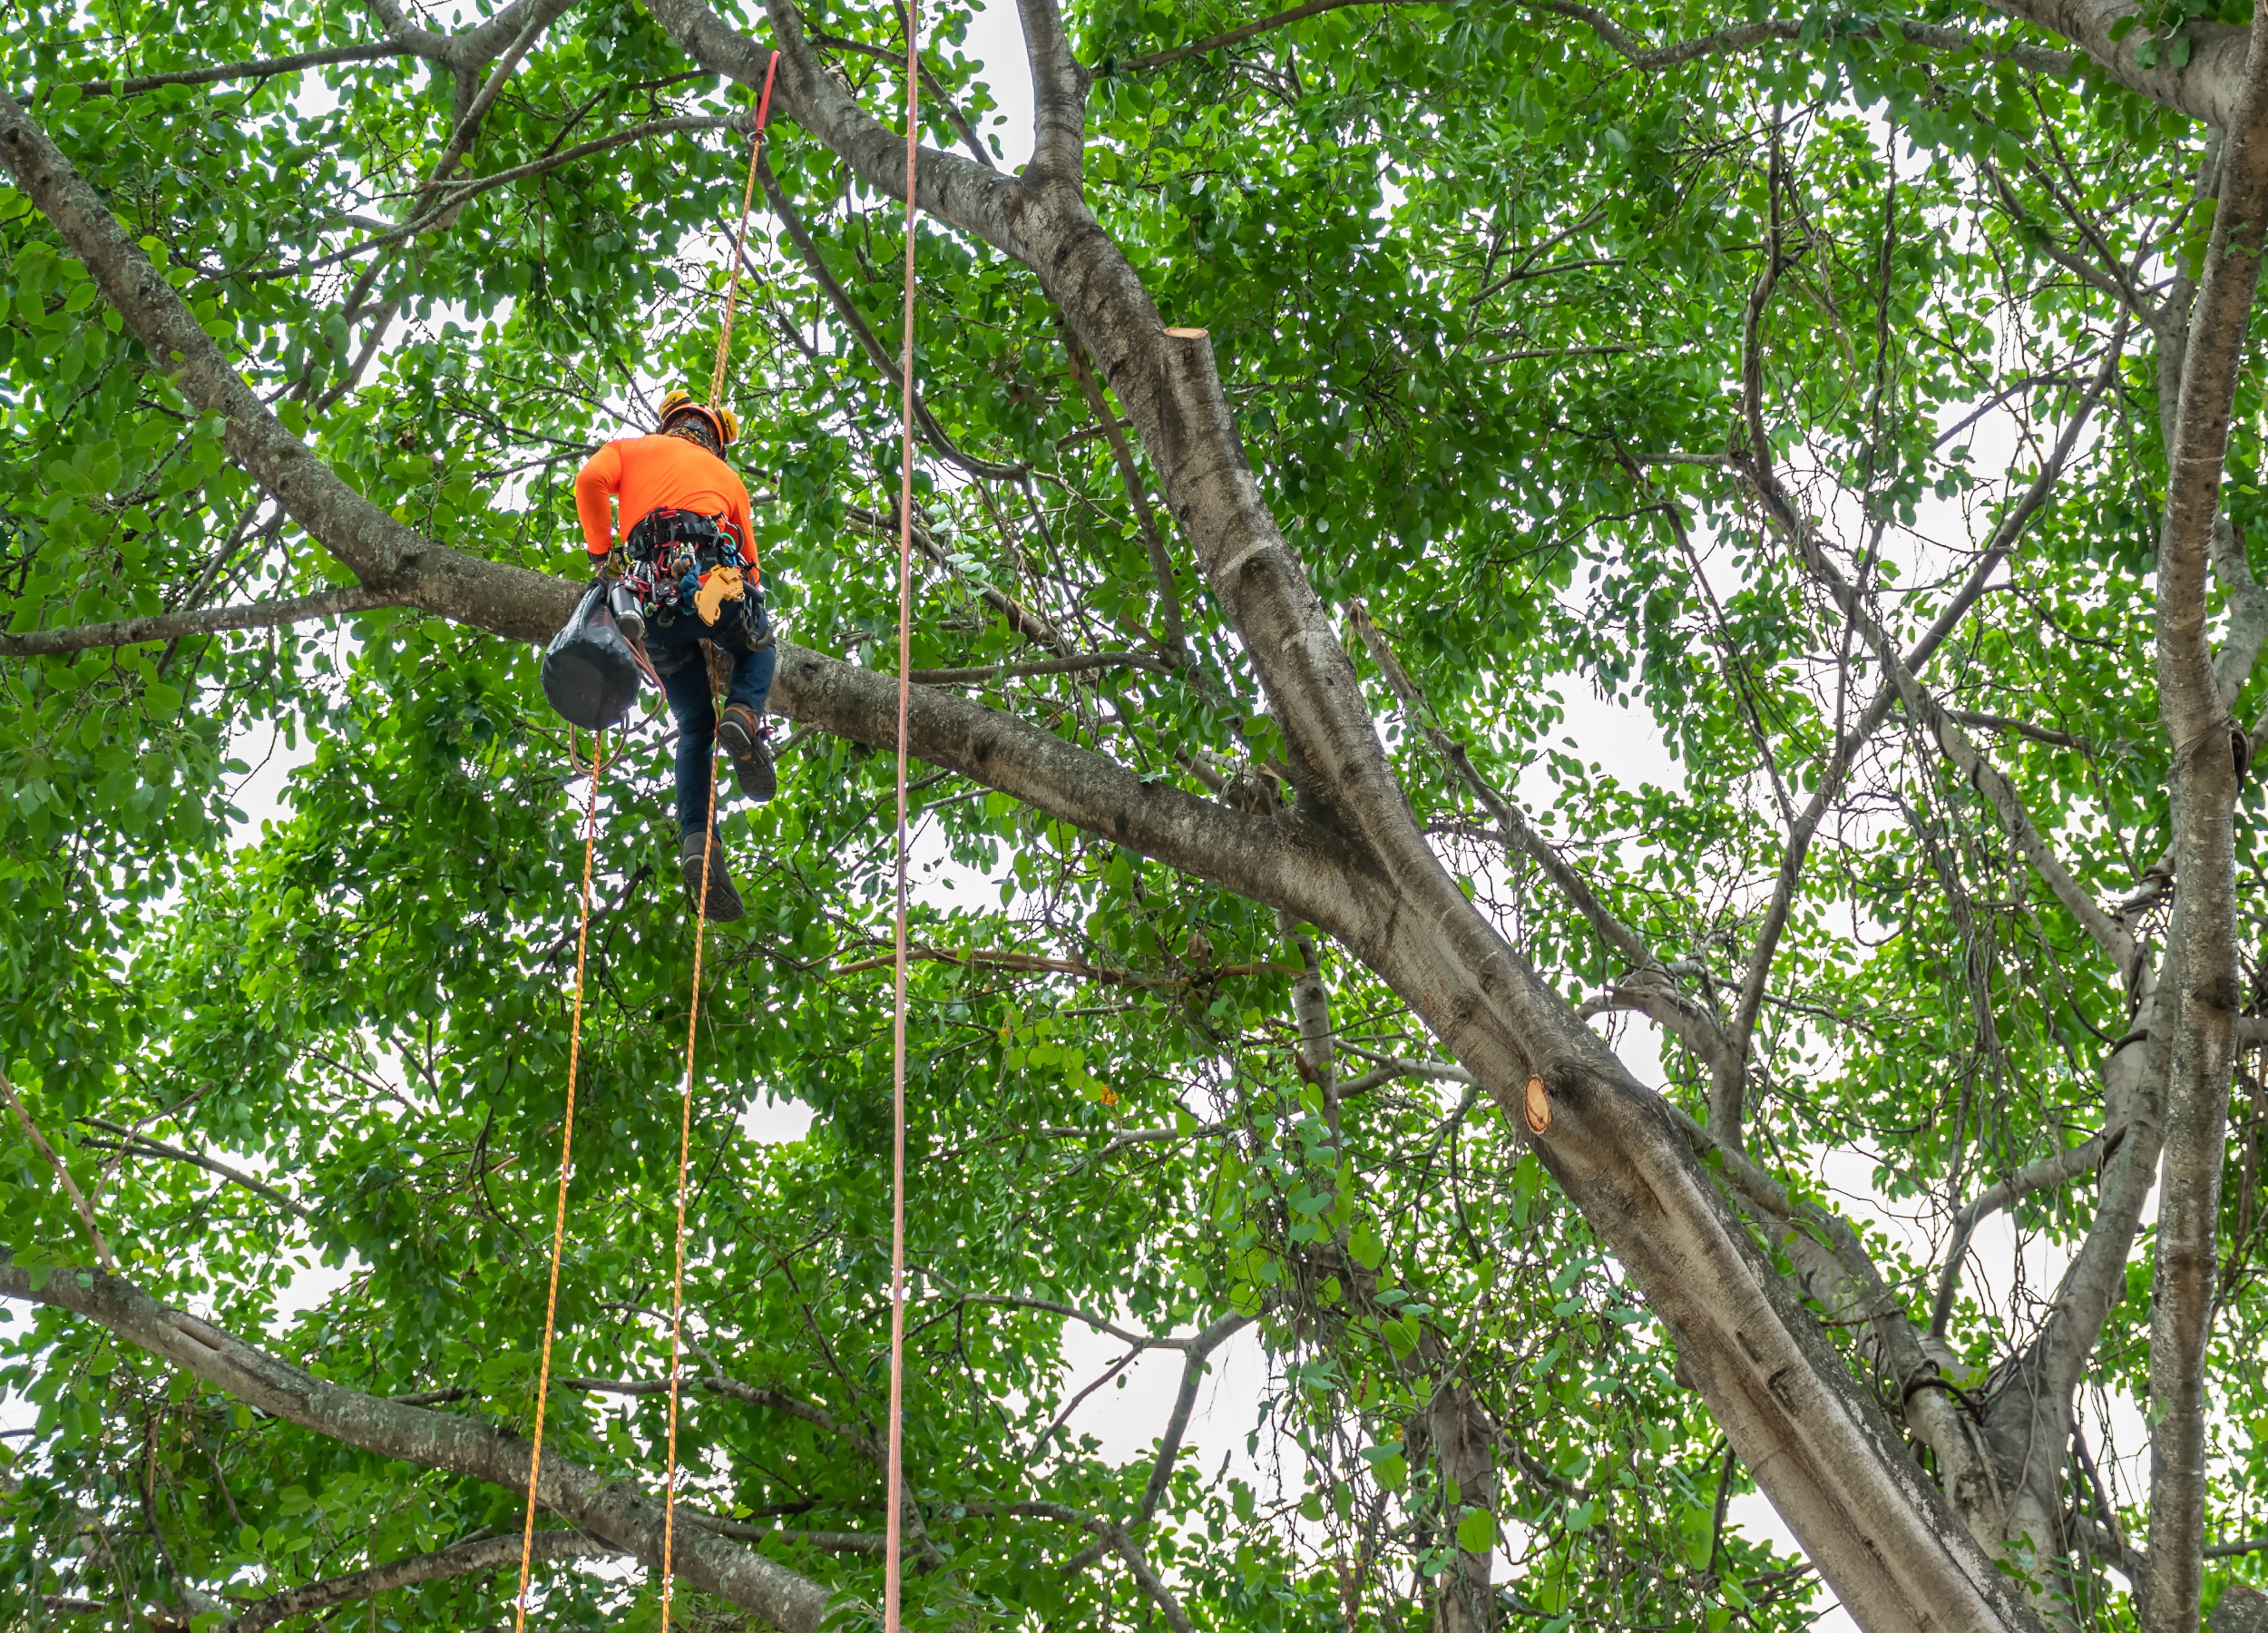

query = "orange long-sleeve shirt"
[[575, 435, 758, 580]]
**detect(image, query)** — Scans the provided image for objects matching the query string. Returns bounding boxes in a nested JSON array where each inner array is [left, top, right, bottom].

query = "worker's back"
[[576, 434, 756, 568]]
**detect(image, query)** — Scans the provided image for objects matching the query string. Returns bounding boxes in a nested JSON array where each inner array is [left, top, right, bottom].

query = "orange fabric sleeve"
[[574, 442, 623, 557]]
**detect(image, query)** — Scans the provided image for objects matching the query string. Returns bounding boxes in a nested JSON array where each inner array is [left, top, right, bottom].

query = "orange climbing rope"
[[661, 55, 780, 1628], [513, 725, 606, 1629], [885, 7, 921, 1630], [709, 51, 781, 412]]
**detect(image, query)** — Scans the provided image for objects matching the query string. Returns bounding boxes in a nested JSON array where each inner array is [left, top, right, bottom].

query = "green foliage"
[[0, 0, 2263, 1628]]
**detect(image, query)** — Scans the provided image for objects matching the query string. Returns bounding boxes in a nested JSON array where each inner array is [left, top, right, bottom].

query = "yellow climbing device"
[[693, 563, 744, 625]]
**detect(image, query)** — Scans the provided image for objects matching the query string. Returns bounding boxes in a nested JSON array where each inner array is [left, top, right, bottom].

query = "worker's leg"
[[649, 621, 744, 922], [660, 655, 721, 839], [717, 595, 778, 802]]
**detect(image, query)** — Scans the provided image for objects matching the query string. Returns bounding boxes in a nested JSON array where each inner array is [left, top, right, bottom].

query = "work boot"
[[679, 830, 745, 923], [717, 703, 777, 803]]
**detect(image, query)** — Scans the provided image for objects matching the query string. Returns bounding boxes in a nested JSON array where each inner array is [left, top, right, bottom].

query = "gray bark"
[[0, 18, 2057, 1630], [2135, 4, 2268, 1621], [0, 1253, 841, 1629]]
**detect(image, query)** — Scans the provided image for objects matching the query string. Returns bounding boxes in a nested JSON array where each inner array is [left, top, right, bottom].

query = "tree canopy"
[[0, 0, 2264, 1630]]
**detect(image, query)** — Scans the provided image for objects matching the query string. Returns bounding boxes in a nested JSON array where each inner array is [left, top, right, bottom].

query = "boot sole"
[[717, 712, 777, 803], [681, 845, 746, 922]]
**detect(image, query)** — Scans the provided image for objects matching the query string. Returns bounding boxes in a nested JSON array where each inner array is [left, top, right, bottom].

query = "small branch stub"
[[1523, 1074, 1552, 1135]]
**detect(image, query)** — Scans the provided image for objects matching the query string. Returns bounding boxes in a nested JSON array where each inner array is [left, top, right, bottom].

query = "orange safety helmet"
[[658, 387, 740, 448]]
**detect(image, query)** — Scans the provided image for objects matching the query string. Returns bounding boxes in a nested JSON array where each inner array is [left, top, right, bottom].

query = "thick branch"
[[72, 44, 414, 98], [1015, 0, 1090, 181], [0, 586, 405, 658], [229, 1530, 616, 1632], [646, 0, 1016, 255], [2139, 5, 2268, 1623], [0, 1257, 839, 1628], [1980, 0, 2252, 125], [1112, 0, 1425, 71]]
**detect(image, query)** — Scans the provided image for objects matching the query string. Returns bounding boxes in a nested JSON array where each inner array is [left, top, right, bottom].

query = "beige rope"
[[512, 725, 606, 1628], [885, 7, 922, 1628]]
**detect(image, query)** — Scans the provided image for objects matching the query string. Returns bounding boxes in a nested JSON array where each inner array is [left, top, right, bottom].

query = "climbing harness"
[[618, 506, 762, 640], [513, 726, 606, 1629], [885, 7, 921, 1629]]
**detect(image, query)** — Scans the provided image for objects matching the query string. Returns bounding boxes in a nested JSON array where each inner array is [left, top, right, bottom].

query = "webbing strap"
[[885, 6, 921, 1628], [513, 725, 606, 1628]]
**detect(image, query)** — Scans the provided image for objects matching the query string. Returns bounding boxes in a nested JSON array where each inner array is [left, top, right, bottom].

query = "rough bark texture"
[[0, 1254, 841, 1629], [2135, 4, 2268, 1623], [5, 3, 2206, 1625], [228, 1529, 619, 1632]]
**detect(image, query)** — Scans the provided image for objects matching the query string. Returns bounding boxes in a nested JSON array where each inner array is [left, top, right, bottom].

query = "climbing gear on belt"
[[718, 703, 776, 803], [620, 508, 747, 633], [694, 563, 744, 625]]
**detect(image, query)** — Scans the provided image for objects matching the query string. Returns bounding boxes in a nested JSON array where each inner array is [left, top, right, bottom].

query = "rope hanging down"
[[663, 52, 780, 1630], [513, 726, 607, 1629], [886, 6, 922, 1628]]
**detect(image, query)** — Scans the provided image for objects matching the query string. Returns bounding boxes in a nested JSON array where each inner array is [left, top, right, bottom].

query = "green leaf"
[[1456, 1507, 1497, 1553]]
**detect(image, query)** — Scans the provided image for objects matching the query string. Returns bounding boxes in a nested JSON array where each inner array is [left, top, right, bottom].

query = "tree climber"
[[576, 389, 776, 924]]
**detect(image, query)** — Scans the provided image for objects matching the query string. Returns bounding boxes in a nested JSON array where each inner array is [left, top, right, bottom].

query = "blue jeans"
[[650, 608, 775, 839]]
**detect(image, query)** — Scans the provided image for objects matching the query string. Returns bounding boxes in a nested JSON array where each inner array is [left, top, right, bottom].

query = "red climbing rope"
[[513, 725, 607, 1629], [885, 6, 921, 1628]]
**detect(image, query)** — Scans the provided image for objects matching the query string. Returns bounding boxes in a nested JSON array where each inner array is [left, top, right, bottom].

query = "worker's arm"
[[728, 485, 758, 585], [573, 443, 624, 562]]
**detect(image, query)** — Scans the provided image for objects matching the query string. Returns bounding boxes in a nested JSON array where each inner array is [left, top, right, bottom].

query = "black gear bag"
[[542, 579, 642, 729]]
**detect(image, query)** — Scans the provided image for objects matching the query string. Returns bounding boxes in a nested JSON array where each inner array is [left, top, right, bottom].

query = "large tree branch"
[[228, 1529, 618, 1633], [1981, 0, 2252, 125], [1016, 0, 1090, 181], [0, 1255, 840, 1629], [2139, 5, 2268, 1625], [1538, 0, 2077, 77], [0, 586, 406, 658], [646, 0, 1017, 254]]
